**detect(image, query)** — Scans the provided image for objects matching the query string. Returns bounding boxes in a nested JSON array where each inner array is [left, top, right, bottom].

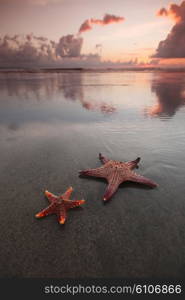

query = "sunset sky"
[[0, 0, 185, 68]]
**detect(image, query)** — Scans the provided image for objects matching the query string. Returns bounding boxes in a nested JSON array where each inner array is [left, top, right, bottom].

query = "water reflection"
[[0, 73, 59, 101], [1, 70, 185, 133], [0, 72, 116, 114], [147, 72, 185, 118]]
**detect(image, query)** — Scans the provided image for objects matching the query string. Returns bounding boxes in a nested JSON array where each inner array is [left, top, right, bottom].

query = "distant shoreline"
[[1, 67, 185, 73]]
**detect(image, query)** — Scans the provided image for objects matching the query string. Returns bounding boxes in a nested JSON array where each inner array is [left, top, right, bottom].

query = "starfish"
[[35, 187, 85, 224], [79, 153, 158, 202]]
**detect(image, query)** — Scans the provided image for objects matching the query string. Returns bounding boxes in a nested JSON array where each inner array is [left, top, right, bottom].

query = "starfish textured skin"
[[79, 153, 158, 202], [35, 187, 85, 224]]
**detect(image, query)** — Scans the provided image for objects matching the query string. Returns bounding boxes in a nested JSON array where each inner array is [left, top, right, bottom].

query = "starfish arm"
[[125, 157, 141, 169], [45, 190, 57, 203], [61, 186, 73, 199], [35, 203, 55, 218], [99, 153, 109, 164], [58, 206, 67, 224], [103, 172, 122, 201], [79, 167, 106, 178], [128, 173, 158, 188], [103, 181, 120, 202], [64, 199, 85, 209]]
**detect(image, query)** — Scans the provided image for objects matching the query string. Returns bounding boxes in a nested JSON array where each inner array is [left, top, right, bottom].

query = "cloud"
[[79, 14, 125, 33], [0, 32, 141, 68], [156, 2, 185, 23], [0, 11, 126, 68], [56, 35, 83, 57], [157, 8, 168, 18], [154, 1, 185, 58], [79, 20, 92, 33], [0, 34, 56, 64], [0, 33, 84, 67]]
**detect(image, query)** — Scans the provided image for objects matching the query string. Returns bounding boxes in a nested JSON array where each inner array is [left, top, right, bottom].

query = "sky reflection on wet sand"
[[0, 71, 185, 278]]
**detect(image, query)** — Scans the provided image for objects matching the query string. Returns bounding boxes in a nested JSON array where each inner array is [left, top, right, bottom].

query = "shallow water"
[[0, 70, 185, 278]]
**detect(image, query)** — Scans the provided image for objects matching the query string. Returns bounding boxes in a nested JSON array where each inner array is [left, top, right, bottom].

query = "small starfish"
[[35, 187, 85, 224], [79, 153, 158, 202]]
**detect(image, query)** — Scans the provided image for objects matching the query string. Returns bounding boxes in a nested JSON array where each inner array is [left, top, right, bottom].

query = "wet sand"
[[0, 71, 185, 278]]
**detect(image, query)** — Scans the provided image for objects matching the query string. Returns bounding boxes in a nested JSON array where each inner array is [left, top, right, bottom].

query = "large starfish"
[[35, 187, 85, 224], [79, 153, 158, 202]]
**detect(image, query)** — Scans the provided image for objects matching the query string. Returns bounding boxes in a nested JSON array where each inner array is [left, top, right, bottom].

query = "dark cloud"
[[79, 13, 124, 33], [154, 1, 185, 58]]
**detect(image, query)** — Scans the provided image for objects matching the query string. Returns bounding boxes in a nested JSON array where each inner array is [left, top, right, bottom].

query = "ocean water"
[[0, 70, 185, 278]]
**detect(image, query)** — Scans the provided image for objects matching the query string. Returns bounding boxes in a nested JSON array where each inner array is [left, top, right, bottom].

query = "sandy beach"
[[0, 70, 185, 278]]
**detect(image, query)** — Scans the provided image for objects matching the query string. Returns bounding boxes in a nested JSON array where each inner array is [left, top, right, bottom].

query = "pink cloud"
[[79, 13, 125, 33], [156, 2, 185, 23]]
